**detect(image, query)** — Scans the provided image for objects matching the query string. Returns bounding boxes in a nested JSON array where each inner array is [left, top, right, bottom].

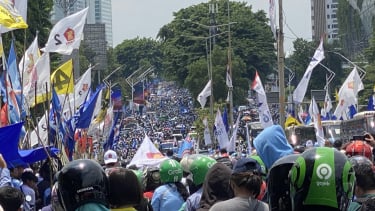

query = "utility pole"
[[278, 0, 286, 125], [227, 0, 234, 138]]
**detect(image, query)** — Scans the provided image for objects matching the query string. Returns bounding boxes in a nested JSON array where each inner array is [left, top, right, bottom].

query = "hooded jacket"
[[197, 163, 234, 211], [253, 125, 294, 169]]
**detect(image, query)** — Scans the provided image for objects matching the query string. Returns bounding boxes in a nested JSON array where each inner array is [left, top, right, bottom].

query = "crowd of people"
[[1, 82, 375, 211]]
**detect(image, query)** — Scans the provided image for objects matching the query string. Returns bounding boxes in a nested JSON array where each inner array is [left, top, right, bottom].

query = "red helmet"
[[345, 140, 372, 160]]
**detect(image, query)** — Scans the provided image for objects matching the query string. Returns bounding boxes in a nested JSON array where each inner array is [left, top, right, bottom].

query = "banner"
[[309, 97, 324, 146], [197, 80, 211, 108], [252, 71, 273, 128], [0, 0, 27, 29], [51, 59, 73, 94], [214, 108, 229, 149]]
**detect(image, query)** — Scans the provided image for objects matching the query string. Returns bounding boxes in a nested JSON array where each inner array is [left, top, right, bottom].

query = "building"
[[83, 24, 108, 75], [311, 0, 339, 43]]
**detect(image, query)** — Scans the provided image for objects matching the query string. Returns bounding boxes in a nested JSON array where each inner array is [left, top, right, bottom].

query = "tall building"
[[311, 0, 339, 43]]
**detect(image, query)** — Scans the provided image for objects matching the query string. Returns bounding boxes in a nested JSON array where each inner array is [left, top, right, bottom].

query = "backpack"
[[356, 196, 375, 211]]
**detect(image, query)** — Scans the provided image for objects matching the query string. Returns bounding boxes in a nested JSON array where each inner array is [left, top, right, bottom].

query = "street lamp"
[[327, 51, 366, 79]]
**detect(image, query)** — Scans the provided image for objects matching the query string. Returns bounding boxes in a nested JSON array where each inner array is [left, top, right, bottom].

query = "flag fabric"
[[228, 114, 240, 152], [43, 7, 88, 55], [74, 85, 104, 129], [197, 80, 211, 108], [178, 139, 193, 158], [203, 117, 211, 145], [1, 72, 20, 124], [19, 36, 40, 101], [0, 0, 27, 33], [50, 87, 67, 145], [309, 97, 325, 146], [293, 38, 325, 103], [284, 115, 301, 129], [0, 122, 24, 167], [0, 0, 27, 29], [333, 67, 364, 119], [269, 0, 277, 39], [368, 95, 375, 111], [349, 105, 357, 119], [214, 108, 229, 149], [222, 107, 229, 132], [74, 67, 91, 109], [24, 53, 50, 107], [127, 134, 167, 168], [30, 112, 48, 147], [103, 111, 120, 151], [51, 59, 73, 94], [252, 71, 273, 128], [321, 89, 333, 119], [7, 40, 21, 93], [226, 64, 233, 88]]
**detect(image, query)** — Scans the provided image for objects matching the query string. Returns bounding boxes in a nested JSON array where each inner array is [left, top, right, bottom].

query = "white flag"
[[127, 134, 167, 168], [19, 35, 40, 98], [293, 38, 325, 103], [214, 108, 229, 149], [321, 89, 332, 117], [203, 117, 211, 145], [226, 65, 233, 88], [43, 7, 88, 55], [334, 67, 363, 119], [252, 71, 273, 128], [30, 112, 48, 147], [74, 67, 91, 108], [25, 53, 50, 107], [197, 80, 211, 108], [269, 0, 277, 39], [228, 114, 240, 152], [309, 97, 325, 146]]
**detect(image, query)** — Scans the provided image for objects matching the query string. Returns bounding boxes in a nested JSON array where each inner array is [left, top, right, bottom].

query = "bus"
[[285, 125, 316, 146], [340, 111, 375, 142]]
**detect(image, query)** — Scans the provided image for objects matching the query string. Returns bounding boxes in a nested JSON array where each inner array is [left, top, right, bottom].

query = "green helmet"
[[132, 170, 143, 184], [160, 159, 183, 183], [249, 155, 267, 175], [189, 155, 217, 185], [180, 154, 205, 173], [289, 147, 355, 211]]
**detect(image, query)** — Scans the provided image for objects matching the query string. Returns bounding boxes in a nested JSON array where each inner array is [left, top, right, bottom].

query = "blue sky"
[[111, 0, 312, 54]]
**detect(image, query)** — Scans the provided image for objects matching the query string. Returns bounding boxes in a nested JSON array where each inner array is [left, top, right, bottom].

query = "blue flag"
[[103, 111, 120, 151], [349, 105, 357, 119], [0, 122, 24, 167], [222, 107, 229, 132], [178, 140, 193, 158], [368, 95, 374, 111], [74, 85, 104, 129], [50, 88, 67, 145]]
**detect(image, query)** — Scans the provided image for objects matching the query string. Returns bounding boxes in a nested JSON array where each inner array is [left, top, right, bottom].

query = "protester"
[[0, 186, 24, 211], [104, 150, 120, 175], [143, 167, 161, 201], [209, 158, 268, 211], [58, 159, 110, 211], [253, 125, 294, 169], [348, 155, 375, 211], [184, 155, 216, 211], [36, 160, 52, 210], [345, 140, 373, 161], [215, 148, 233, 169], [151, 159, 189, 211], [0, 154, 11, 187], [9, 163, 26, 189], [20, 171, 38, 211], [289, 147, 355, 211], [41, 183, 64, 211], [107, 167, 142, 210], [197, 162, 233, 211], [131, 170, 153, 211]]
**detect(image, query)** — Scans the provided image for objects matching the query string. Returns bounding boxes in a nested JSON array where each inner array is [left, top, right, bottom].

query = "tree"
[[157, 0, 275, 87]]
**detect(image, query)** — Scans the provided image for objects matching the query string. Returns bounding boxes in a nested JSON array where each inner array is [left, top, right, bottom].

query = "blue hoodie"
[[253, 125, 294, 169]]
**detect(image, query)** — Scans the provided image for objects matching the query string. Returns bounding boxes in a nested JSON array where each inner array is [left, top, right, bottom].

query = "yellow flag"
[[284, 115, 301, 129], [51, 59, 74, 94], [0, 1, 28, 29]]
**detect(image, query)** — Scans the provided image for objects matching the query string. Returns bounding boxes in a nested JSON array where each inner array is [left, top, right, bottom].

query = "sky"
[[112, 0, 312, 54]]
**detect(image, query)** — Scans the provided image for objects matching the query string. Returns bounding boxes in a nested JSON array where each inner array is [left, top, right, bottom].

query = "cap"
[[104, 150, 118, 164], [232, 158, 261, 174]]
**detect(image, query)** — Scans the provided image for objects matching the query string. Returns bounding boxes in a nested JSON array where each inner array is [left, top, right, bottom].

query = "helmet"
[[180, 154, 205, 173], [268, 154, 300, 211], [189, 155, 216, 185], [143, 167, 161, 192], [57, 159, 109, 211], [349, 156, 375, 189], [160, 159, 183, 183], [289, 147, 355, 210], [345, 140, 372, 160], [132, 169, 143, 185]]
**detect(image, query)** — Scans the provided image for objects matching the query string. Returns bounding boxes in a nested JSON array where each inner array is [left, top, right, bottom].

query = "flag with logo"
[[127, 134, 167, 168], [0, 0, 27, 29], [43, 7, 88, 55], [24, 53, 50, 107], [74, 67, 91, 108], [321, 89, 333, 119], [214, 108, 229, 149], [203, 117, 211, 145], [309, 97, 324, 146], [51, 59, 73, 95], [293, 38, 325, 103], [333, 67, 363, 119], [197, 80, 211, 108], [30, 112, 48, 147], [228, 114, 240, 152], [252, 71, 273, 128], [226, 64, 233, 88]]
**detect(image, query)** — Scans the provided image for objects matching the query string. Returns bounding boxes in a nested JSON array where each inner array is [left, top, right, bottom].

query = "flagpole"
[[227, 0, 234, 139], [277, 0, 286, 125]]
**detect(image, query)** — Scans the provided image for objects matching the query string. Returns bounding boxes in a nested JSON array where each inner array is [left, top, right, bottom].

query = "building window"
[[327, 4, 330, 8], [332, 24, 338, 28], [331, 14, 337, 18], [328, 35, 331, 38], [327, 14, 330, 19]]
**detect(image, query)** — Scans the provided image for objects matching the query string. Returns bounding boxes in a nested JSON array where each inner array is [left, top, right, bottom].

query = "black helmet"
[[268, 154, 300, 211], [57, 159, 109, 211], [289, 147, 355, 211]]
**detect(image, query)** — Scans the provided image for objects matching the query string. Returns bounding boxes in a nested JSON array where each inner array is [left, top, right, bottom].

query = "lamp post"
[[327, 51, 366, 79]]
